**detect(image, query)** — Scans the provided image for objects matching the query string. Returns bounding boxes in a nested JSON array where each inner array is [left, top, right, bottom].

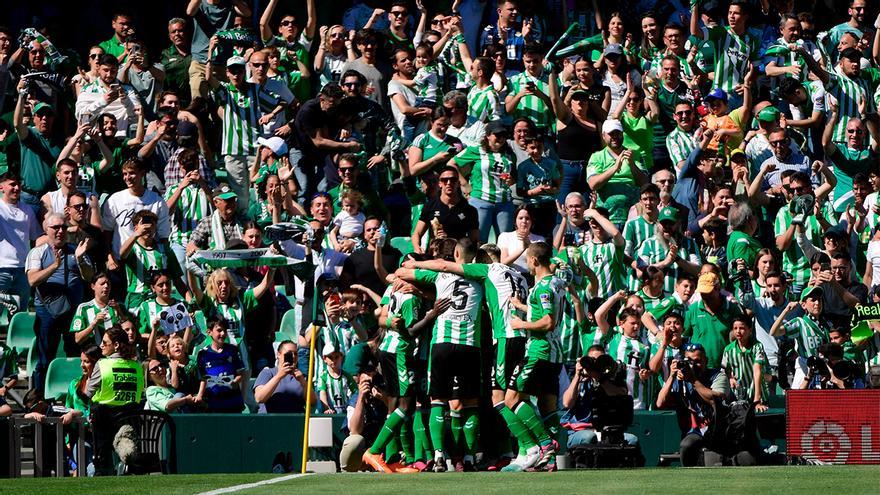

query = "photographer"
[[656, 343, 747, 467], [562, 345, 639, 449], [801, 343, 865, 390], [339, 351, 387, 472], [253, 340, 317, 414]]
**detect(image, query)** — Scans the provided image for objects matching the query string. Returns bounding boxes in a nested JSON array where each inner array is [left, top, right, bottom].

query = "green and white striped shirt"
[[666, 127, 698, 171], [462, 263, 528, 339], [466, 84, 502, 126], [454, 145, 514, 203], [558, 282, 589, 363], [721, 340, 768, 402], [579, 239, 625, 298], [213, 82, 283, 155], [605, 330, 650, 410], [379, 286, 420, 354], [637, 236, 703, 293], [69, 299, 121, 344], [705, 25, 761, 93], [826, 67, 879, 143], [623, 216, 656, 289], [123, 242, 180, 296], [524, 275, 565, 364], [415, 269, 483, 347], [773, 207, 821, 289], [507, 71, 556, 131], [317, 370, 355, 412], [782, 315, 829, 359], [165, 184, 212, 246]]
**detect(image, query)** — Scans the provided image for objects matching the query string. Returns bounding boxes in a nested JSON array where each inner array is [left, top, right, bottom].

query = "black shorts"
[[378, 350, 415, 398], [509, 355, 562, 397], [491, 337, 528, 390], [428, 343, 481, 400]]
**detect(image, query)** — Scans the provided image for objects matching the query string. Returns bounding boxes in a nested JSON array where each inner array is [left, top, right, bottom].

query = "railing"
[[8, 415, 87, 477]]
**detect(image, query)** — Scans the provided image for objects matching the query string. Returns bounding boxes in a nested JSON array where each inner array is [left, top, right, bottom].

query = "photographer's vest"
[[92, 358, 145, 406]]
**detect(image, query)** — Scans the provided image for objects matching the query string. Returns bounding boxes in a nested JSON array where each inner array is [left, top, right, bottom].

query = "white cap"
[[602, 119, 623, 134], [322, 343, 338, 357], [257, 136, 289, 156], [226, 56, 247, 67]]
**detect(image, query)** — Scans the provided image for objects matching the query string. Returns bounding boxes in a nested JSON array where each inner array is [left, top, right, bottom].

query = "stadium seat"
[[45, 357, 82, 401], [279, 308, 298, 339], [6, 311, 36, 355], [26, 338, 64, 378], [390, 236, 414, 256]]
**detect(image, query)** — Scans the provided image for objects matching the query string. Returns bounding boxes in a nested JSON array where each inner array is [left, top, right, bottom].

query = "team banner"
[[191, 249, 315, 279], [787, 390, 880, 464], [850, 304, 880, 344]]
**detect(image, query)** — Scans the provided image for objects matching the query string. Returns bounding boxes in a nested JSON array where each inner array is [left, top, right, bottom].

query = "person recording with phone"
[[74, 54, 142, 138], [253, 340, 317, 414], [561, 345, 639, 449]]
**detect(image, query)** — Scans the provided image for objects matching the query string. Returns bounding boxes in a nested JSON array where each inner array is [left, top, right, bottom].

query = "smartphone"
[[820, 262, 831, 272], [283, 351, 295, 366]]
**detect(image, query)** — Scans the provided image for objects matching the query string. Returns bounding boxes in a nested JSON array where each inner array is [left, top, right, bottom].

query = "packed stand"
[[1, 0, 880, 476]]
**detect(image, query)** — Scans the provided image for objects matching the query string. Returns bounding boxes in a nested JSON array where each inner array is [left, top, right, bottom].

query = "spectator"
[[75, 54, 142, 138], [340, 30, 387, 105], [145, 358, 198, 413], [340, 217, 403, 295], [186, 0, 251, 100], [411, 165, 479, 252], [13, 83, 63, 210], [160, 19, 193, 106], [99, 11, 134, 60], [339, 358, 386, 472], [0, 172, 41, 313], [118, 40, 165, 120], [684, 273, 743, 369], [480, 0, 537, 72], [253, 340, 317, 413], [498, 205, 544, 274], [72, 46, 106, 96], [587, 119, 649, 227], [315, 25, 353, 86], [196, 317, 246, 413]]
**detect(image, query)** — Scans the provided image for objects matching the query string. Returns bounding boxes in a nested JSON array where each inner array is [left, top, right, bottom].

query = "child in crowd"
[[119, 210, 186, 313], [330, 190, 366, 251], [196, 318, 246, 413], [770, 285, 829, 389], [516, 136, 561, 238], [401, 42, 440, 143], [722, 315, 769, 410], [317, 344, 354, 414]]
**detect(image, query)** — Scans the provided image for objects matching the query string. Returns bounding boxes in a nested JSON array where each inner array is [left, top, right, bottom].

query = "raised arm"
[[822, 100, 839, 156], [186, 0, 201, 17], [690, 3, 703, 39]]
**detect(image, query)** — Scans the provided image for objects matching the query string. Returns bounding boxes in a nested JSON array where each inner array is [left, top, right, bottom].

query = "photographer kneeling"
[[801, 343, 865, 390], [657, 342, 753, 467], [562, 345, 639, 449]]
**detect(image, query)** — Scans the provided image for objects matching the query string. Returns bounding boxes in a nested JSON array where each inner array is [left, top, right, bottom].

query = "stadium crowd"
[[2, 0, 880, 476]]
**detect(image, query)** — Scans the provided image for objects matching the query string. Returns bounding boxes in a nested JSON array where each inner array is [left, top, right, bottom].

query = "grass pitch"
[[6, 466, 880, 494]]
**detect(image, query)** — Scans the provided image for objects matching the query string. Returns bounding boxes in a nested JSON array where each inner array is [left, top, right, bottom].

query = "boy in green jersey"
[[722, 316, 769, 409], [770, 285, 830, 388], [118, 210, 187, 313], [502, 242, 564, 472]]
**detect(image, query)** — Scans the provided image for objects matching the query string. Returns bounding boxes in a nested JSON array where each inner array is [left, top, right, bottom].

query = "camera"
[[674, 353, 695, 376], [729, 258, 750, 284], [806, 355, 829, 377], [580, 354, 617, 379]]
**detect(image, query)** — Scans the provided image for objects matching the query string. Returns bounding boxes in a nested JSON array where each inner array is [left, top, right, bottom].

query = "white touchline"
[[196, 473, 312, 495]]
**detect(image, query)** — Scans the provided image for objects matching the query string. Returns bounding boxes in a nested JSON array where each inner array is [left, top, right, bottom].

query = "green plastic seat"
[[26, 337, 64, 378], [6, 311, 36, 354], [45, 357, 82, 401]]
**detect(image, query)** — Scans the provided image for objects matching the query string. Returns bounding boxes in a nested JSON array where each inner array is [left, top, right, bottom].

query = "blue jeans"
[[0, 267, 30, 313], [558, 159, 587, 204], [33, 304, 73, 392], [567, 428, 639, 449], [468, 197, 514, 243]]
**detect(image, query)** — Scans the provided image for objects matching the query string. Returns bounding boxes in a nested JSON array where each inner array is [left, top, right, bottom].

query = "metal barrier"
[[8, 415, 87, 477]]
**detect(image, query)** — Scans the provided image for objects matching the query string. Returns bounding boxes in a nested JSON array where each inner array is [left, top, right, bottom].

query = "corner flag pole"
[[301, 321, 318, 474]]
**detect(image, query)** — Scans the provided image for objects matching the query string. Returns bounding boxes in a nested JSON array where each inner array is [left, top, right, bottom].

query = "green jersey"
[[559, 280, 590, 363], [683, 299, 743, 369], [705, 25, 761, 93], [605, 331, 650, 410], [454, 145, 514, 203], [415, 269, 483, 347], [379, 286, 420, 354], [461, 262, 528, 339], [666, 127, 698, 170], [829, 144, 878, 213], [782, 315, 829, 359], [727, 230, 762, 270], [638, 236, 703, 293], [721, 340, 768, 402], [466, 84, 502, 126], [586, 148, 644, 225], [411, 130, 461, 169], [200, 289, 260, 347], [826, 67, 880, 143], [621, 113, 654, 170], [213, 82, 283, 156], [508, 71, 556, 130], [165, 184, 212, 245], [317, 369, 355, 412], [123, 242, 181, 296], [623, 216, 656, 289], [69, 299, 121, 344], [774, 206, 822, 289], [137, 298, 182, 335], [524, 275, 565, 364], [579, 239, 625, 298]]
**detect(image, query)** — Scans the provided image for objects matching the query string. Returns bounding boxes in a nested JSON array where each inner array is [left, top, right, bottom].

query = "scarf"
[[209, 210, 242, 250]]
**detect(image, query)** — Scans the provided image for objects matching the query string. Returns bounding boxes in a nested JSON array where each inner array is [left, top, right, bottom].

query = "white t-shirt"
[[867, 240, 880, 288], [333, 210, 366, 238], [0, 200, 40, 268], [496, 231, 545, 274], [102, 188, 170, 256], [387, 79, 427, 135]]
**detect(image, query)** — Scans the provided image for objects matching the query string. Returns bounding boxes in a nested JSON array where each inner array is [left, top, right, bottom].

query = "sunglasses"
[[675, 110, 692, 117], [280, 20, 296, 27], [390, 11, 406, 17], [68, 203, 88, 210], [431, 19, 443, 25], [338, 167, 356, 174], [769, 140, 788, 147], [251, 62, 268, 68], [846, 128, 864, 134], [439, 176, 457, 183], [330, 33, 345, 39], [89, 53, 102, 59], [342, 82, 361, 88], [149, 365, 166, 374]]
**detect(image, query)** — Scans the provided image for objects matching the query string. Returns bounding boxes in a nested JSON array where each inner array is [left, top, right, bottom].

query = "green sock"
[[385, 435, 401, 462], [514, 401, 551, 446], [412, 409, 426, 461], [429, 403, 447, 454], [449, 409, 463, 454], [421, 409, 434, 459], [543, 410, 560, 442], [462, 407, 480, 456], [496, 402, 536, 451], [399, 416, 414, 464], [369, 408, 406, 455]]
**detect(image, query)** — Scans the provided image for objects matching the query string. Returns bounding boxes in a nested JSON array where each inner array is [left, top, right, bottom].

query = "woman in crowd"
[[253, 340, 317, 413], [407, 106, 462, 177], [498, 205, 544, 275], [315, 25, 354, 87]]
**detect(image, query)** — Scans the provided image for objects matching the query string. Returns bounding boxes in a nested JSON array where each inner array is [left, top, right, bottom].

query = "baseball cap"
[[729, 148, 747, 162], [569, 89, 590, 100], [704, 88, 728, 102], [177, 120, 198, 138], [604, 43, 624, 56], [663, 308, 684, 323], [658, 206, 679, 223], [322, 343, 339, 357], [485, 120, 509, 137], [840, 47, 862, 61], [696, 272, 720, 294], [800, 285, 824, 301], [342, 342, 378, 376], [33, 102, 55, 116], [226, 56, 247, 68], [213, 184, 237, 201], [257, 136, 289, 157], [601, 119, 623, 134], [756, 106, 781, 122]]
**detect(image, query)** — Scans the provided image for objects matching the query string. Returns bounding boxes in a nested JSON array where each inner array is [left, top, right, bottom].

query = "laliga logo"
[[801, 420, 851, 464]]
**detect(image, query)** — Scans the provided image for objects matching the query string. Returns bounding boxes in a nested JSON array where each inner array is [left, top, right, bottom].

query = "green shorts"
[[378, 350, 414, 398]]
